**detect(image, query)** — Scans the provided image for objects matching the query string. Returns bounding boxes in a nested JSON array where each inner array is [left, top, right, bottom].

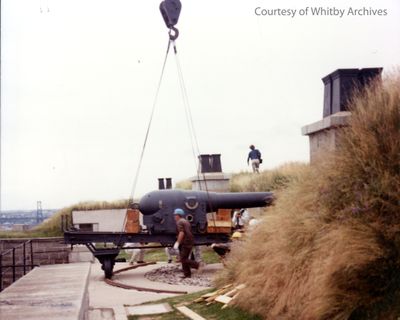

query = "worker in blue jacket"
[[247, 145, 262, 173]]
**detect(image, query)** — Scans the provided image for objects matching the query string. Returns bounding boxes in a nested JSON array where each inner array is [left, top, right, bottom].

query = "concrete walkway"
[[0, 261, 218, 320], [0, 263, 91, 320], [88, 261, 212, 320]]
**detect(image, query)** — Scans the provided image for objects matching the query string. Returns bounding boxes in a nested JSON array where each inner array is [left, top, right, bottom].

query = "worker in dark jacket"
[[173, 208, 201, 278], [247, 145, 262, 173]]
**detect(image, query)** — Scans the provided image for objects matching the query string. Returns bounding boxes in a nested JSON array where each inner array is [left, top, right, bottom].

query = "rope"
[[116, 38, 172, 247], [172, 42, 216, 215], [173, 42, 201, 155], [129, 39, 172, 203], [172, 41, 201, 186]]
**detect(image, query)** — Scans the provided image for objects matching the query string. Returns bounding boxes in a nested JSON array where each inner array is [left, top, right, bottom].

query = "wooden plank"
[[204, 287, 232, 302], [221, 292, 241, 309], [207, 210, 233, 233], [225, 288, 238, 297], [125, 209, 140, 233], [201, 292, 217, 298], [235, 284, 246, 290], [216, 209, 232, 221], [205, 293, 221, 302], [207, 227, 232, 234], [215, 295, 232, 304], [222, 284, 233, 289], [209, 221, 232, 227], [175, 306, 207, 320], [231, 292, 241, 301], [206, 220, 232, 233]]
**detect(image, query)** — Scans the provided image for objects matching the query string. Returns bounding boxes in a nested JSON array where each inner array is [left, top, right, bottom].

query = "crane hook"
[[168, 26, 179, 41], [160, 0, 181, 40]]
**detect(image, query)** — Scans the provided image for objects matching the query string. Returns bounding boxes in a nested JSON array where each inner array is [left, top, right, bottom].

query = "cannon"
[[140, 189, 274, 234], [63, 189, 273, 278]]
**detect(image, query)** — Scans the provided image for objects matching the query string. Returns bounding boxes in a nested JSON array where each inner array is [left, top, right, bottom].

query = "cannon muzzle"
[[207, 192, 273, 211]]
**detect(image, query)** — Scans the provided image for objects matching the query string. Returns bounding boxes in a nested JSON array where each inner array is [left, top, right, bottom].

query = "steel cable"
[[116, 39, 172, 247], [172, 42, 217, 219], [129, 39, 172, 202]]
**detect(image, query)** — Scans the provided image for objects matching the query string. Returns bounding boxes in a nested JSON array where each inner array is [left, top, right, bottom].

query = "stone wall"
[[302, 111, 351, 163], [0, 237, 71, 290], [191, 172, 231, 192], [72, 209, 128, 232]]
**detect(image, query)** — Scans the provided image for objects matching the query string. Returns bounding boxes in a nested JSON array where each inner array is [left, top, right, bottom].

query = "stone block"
[[302, 112, 351, 163], [191, 172, 231, 192], [126, 303, 172, 316]]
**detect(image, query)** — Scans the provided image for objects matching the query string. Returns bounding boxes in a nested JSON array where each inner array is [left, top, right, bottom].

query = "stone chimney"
[[191, 154, 230, 192], [322, 68, 382, 117], [198, 154, 222, 173], [158, 178, 173, 190], [302, 68, 382, 163]]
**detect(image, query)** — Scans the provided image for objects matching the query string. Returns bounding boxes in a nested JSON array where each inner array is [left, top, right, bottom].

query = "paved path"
[[88, 261, 214, 320], [0, 261, 220, 320]]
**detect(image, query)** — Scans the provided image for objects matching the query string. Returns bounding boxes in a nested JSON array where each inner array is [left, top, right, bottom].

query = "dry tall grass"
[[217, 75, 400, 319], [175, 179, 193, 190], [230, 162, 308, 193], [173, 162, 308, 192]]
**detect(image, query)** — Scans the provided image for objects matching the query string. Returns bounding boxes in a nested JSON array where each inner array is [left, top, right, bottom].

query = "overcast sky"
[[1, 0, 399, 210]]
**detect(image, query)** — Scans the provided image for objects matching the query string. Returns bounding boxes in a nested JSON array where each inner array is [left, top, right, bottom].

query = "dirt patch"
[[145, 264, 212, 287]]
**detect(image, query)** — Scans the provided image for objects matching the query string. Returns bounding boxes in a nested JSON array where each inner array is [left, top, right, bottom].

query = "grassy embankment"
[[1, 161, 307, 239], [216, 75, 400, 319], [176, 162, 307, 194]]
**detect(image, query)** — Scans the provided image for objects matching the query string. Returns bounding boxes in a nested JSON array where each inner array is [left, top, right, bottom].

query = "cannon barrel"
[[207, 192, 273, 211], [139, 189, 273, 216]]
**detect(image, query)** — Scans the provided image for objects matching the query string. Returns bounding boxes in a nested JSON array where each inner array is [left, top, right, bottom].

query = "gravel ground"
[[144, 264, 213, 287]]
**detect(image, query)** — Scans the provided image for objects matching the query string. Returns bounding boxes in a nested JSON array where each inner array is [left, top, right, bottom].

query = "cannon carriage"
[[63, 189, 273, 278]]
